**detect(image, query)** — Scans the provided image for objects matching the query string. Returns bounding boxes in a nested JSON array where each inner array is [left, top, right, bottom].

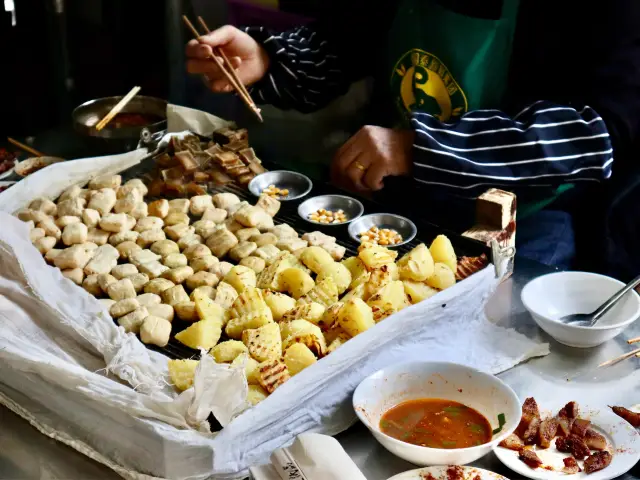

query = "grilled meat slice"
[[523, 416, 542, 445], [584, 428, 608, 451], [499, 433, 525, 451], [556, 416, 573, 437], [611, 406, 640, 427], [516, 397, 541, 439], [571, 418, 591, 437], [519, 449, 543, 469], [558, 401, 579, 420], [537, 417, 559, 448], [584, 451, 612, 474], [556, 434, 591, 460], [562, 457, 581, 474]]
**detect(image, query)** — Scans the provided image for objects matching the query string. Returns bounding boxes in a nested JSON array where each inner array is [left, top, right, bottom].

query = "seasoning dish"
[[297, 194, 364, 226], [386, 466, 508, 480], [348, 213, 417, 247], [248, 170, 312, 201], [521, 272, 640, 348], [14, 156, 64, 178], [353, 361, 521, 466]]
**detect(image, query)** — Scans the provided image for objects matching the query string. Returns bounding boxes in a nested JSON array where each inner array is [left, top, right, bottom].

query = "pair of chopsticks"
[[7, 137, 46, 157], [182, 15, 263, 123], [598, 337, 640, 368], [95, 86, 142, 131]]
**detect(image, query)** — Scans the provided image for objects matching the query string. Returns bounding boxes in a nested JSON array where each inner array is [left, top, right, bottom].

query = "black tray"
[[120, 157, 490, 361]]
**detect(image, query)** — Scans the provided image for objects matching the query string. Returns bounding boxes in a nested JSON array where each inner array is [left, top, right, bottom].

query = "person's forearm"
[[409, 101, 613, 197], [244, 26, 354, 113]]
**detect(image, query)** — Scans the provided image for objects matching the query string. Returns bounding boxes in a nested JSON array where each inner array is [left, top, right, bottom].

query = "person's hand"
[[331, 126, 415, 193], [185, 25, 270, 93]]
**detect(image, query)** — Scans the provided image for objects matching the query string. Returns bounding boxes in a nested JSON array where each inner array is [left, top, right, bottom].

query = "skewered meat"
[[556, 434, 591, 460], [562, 457, 581, 474], [571, 418, 591, 438], [584, 451, 612, 474], [498, 433, 524, 451], [584, 428, 608, 451], [611, 406, 640, 427], [519, 449, 543, 469], [537, 417, 558, 448]]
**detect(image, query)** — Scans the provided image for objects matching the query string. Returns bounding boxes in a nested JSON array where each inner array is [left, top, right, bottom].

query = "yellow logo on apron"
[[391, 49, 468, 122]]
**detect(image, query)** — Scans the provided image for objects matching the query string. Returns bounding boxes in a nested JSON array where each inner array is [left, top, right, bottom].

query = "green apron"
[[386, 0, 569, 216]]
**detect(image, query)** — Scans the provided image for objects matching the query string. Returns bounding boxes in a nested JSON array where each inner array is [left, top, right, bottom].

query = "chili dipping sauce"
[[379, 399, 492, 449]]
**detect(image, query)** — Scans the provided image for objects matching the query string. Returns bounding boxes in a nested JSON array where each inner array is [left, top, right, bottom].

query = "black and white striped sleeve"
[[410, 101, 613, 197], [244, 26, 356, 113]]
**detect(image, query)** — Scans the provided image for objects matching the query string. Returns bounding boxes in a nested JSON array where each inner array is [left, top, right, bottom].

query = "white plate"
[[386, 465, 509, 480], [494, 404, 640, 480], [0, 159, 17, 180]]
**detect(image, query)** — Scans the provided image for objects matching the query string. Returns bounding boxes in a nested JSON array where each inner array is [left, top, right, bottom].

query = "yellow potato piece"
[[247, 384, 269, 405], [174, 319, 222, 350], [284, 343, 317, 375], [167, 359, 199, 391], [224, 265, 257, 293], [339, 298, 375, 337], [298, 276, 339, 307], [425, 263, 457, 290], [429, 235, 457, 272], [358, 244, 397, 270], [264, 291, 297, 321], [279, 267, 315, 299], [397, 243, 435, 281], [231, 353, 260, 384], [193, 290, 227, 327], [211, 340, 248, 363], [367, 280, 409, 312], [403, 280, 439, 304], [243, 322, 282, 362], [299, 246, 334, 274], [316, 262, 352, 294], [225, 309, 273, 339]]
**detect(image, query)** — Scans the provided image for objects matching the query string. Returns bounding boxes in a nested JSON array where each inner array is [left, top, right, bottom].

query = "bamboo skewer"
[[182, 15, 263, 122], [627, 336, 640, 344], [95, 86, 142, 131], [598, 347, 640, 368], [197, 16, 255, 107], [7, 137, 46, 157]]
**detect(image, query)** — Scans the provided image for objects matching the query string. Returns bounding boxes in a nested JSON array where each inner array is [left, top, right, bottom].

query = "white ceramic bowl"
[[352, 361, 521, 466], [521, 271, 640, 348]]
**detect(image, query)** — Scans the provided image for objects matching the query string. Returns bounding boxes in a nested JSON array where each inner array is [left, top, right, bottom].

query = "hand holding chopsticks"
[[182, 15, 263, 122]]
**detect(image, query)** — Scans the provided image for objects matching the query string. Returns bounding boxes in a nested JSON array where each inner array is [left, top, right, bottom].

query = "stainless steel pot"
[[72, 95, 167, 154]]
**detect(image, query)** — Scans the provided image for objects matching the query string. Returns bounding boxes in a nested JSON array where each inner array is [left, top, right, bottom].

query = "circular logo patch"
[[390, 49, 467, 122]]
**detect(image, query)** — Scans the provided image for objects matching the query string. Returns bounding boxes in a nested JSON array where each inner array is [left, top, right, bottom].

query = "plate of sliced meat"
[[494, 398, 640, 480], [386, 465, 508, 480]]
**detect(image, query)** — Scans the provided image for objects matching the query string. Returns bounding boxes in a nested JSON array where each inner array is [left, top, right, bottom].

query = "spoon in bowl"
[[560, 274, 640, 326]]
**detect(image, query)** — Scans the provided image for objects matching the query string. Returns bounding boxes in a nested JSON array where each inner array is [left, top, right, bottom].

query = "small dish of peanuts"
[[358, 226, 403, 246], [262, 184, 289, 198], [308, 208, 348, 224]]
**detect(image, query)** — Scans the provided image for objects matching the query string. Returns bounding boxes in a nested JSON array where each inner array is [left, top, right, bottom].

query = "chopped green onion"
[[469, 423, 485, 434], [492, 413, 506, 435], [442, 440, 457, 447]]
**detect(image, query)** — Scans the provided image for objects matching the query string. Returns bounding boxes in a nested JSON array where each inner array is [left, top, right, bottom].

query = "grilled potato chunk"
[[247, 384, 270, 404], [242, 322, 281, 362], [264, 291, 297, 321], [257, 358, 290, 394], [256, 251, 298, 290], [298, 276, 339, 307], [214, 281, 239, 309], [358, 244, 397, 270], [167, 359, 199, 391], [367, 280, 409, 314], [284, 343, 317, 376], [224, 265, 257, 293], [211, 340, 248, 363], [403, 281, 439, 304], [281, 319, 326, 356], [397, 243, 434, 281], [229, 287, 268, 319], [300, 246, 334, 274], [225, 309, 274, 339], [231, 353, 260, 384], [342, 256, 370, 289], [339, 298, 375, 337], [279, 267, 315, 299], [281, 302, 325, 324], [429, 235, 457, 272], [316, 262, 351, 294], [425, 263, 456, 290], [174, 319, 222, 350], [193, 289, 227, 326]]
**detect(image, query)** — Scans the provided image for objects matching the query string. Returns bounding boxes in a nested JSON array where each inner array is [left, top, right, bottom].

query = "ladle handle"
[[591, 274, 640, 325]]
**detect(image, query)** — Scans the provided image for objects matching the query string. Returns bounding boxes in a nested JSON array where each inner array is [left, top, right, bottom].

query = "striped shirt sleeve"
[[410, 101, 613, 197], [244, 26, 354, 113]]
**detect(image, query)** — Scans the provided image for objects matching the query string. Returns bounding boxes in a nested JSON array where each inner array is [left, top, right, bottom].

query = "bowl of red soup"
[[352, 361, 521, 466]]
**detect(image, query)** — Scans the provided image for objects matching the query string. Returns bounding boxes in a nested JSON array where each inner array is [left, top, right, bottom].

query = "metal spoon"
[[560, 274, 640, 326]]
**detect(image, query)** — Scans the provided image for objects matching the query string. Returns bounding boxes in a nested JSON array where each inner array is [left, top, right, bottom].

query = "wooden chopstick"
[[7, 137, 46, 157], [182, 15, 263, 122], [598, 347, 640, 367], [197, 16, 256, 107], [95, 86, 142, 131], [628, 336, 640, 344]]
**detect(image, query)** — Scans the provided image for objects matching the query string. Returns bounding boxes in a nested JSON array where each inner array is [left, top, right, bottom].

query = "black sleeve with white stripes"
[[244, 26, 361, 113], [410, 101, 612, 196]]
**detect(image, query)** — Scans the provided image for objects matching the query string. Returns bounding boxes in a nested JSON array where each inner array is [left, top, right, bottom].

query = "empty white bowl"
[[352, 361, 521, 466], [521, 271, 640, 348]]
